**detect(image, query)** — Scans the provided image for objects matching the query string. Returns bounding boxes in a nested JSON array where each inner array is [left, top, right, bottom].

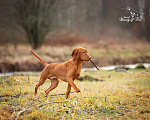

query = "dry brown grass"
[[0, 35, 150, 72]]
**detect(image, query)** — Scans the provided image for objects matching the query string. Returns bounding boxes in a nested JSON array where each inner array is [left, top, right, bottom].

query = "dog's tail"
[[31, 51, 48, 66]]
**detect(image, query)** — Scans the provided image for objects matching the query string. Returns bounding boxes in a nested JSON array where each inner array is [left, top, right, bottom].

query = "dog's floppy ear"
[[71, 48, 79, 60]]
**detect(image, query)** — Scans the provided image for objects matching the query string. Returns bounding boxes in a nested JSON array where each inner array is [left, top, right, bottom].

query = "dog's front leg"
[[66, 83, 71, 99], [67, 77, 80, 93]]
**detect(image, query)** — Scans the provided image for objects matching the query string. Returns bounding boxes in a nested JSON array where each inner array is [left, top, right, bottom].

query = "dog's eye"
[[82, 52, 85, 54]]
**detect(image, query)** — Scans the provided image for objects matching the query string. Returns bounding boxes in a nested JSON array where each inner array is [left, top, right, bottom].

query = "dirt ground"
[[0, 36, 150, 73]]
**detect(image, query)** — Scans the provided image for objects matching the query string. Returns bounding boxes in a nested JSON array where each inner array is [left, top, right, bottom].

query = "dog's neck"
[[74, 56, 83, 70]]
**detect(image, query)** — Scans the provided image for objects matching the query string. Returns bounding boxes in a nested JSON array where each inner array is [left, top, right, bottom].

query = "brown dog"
[[31, 47, 91, 99]]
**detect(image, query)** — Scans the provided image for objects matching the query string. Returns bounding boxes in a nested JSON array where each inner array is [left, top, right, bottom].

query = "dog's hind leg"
[[34, 70, 48, 94], [45, 76, 59, 96], [35, 77, 47, 94]]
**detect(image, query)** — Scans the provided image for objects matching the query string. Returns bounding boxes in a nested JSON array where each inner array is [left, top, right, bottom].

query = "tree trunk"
[[138, 0, 150, 42], [144, 0, 150, 42]]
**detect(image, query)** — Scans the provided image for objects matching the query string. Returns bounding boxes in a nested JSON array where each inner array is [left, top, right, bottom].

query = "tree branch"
[[13, 100, 70, 120]]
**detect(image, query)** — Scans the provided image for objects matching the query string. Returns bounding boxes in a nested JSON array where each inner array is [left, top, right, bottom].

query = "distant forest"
[[0, 0, 149, 48]]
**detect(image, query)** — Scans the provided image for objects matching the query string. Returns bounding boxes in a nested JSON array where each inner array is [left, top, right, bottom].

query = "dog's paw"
[[76, 89, 81, 93], [45, 93, 48, 97]]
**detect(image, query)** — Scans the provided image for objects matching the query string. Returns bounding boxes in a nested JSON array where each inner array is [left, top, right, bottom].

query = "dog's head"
[[71, 47, 91, 61]]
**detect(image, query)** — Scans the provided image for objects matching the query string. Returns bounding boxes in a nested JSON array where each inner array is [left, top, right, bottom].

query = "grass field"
[[0, 68, 149, 119]]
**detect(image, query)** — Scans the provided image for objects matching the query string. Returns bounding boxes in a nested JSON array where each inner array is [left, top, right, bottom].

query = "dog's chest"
[[74, 73, 80, 80], [73, 68, 81, 80]]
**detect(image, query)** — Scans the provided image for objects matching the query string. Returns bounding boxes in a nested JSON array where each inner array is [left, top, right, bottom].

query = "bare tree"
[[14, 0, 58, 49]]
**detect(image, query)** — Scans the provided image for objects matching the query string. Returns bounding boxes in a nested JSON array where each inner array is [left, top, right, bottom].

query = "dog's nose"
[[89, 56, 92, 59]]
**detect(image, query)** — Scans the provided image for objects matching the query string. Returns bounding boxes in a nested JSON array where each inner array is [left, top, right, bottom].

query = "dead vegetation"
[[0, 35, 150, 72]]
